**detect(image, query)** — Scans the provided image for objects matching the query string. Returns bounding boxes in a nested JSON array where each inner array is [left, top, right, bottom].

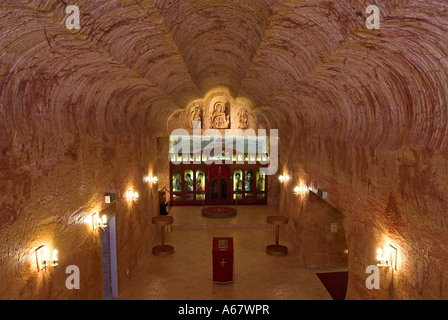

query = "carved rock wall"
[[286, 191, 348, 269], [0, 131, 159, 299], [1, 0, 448, 300], [279, 129, 448, 299]]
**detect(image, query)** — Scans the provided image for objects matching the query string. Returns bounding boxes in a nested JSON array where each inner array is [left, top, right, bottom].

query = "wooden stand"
[[266, 216, 288, 256], [152, 216, 174, 256]]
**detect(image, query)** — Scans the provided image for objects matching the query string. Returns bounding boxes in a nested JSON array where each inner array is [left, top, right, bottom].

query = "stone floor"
[[118, 205, 346, 300]]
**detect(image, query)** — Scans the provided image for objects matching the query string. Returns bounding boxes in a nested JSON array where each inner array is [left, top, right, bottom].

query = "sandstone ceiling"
[[1, 0, 447, 150]]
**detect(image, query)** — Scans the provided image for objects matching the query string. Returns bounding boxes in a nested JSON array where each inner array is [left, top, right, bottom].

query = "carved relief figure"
[[190, 103, 203, 129], [210, 100, 230, 129], [237, 108, 249, 129]]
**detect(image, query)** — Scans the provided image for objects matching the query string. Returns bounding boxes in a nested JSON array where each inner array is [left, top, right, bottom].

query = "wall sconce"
[[279, 175, 290, 183], [126, 188, 139, 202], [92, 212, 107, 230], [51, 249, 59, 267], [35, 245, 59, 272], [144, 175, 158, 185], [376, 244, 397, 270], [293, 183, 308, 197]]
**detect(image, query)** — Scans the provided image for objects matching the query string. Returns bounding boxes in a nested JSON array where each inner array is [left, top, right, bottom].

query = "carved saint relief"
[[210, 100, 230, 129], [237, 108, 249, 129], [189, 102, 203, 129]]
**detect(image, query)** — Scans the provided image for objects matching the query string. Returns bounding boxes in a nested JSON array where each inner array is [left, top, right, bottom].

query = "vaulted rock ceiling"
[[1, 0, 447, 150]]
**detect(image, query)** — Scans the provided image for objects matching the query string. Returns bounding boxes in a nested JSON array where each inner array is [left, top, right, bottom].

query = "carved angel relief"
[[210, 100, 230, 129]]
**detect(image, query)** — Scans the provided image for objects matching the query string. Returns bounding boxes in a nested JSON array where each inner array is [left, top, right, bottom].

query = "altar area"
[[168, 136, 270, 206]]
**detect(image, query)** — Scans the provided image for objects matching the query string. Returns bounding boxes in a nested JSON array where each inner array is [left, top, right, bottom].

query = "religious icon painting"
[[218, 240, 229, 249], [196, 170, 205, 193], [233, 170, 243, 192], [173, 170, 182, 192], [184, 170, 194, 192], [245, 169, 254, 191], [256, 170, 265, 191]]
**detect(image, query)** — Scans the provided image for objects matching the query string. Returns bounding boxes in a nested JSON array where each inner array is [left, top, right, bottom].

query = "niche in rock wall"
[[209, 96, 231, 129], [178, 88, 264, 132], [300, 192, 348, 268]]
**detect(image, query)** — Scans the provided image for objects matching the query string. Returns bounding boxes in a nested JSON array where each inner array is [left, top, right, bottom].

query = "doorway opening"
[[101, 215, 118, 299]]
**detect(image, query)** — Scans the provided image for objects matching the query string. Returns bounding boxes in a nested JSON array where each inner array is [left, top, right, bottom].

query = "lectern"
[[212, 237, 234, 284]]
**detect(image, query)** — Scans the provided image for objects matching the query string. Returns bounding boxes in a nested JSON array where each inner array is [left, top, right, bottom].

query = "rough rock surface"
[[1, 0, 447, 299]]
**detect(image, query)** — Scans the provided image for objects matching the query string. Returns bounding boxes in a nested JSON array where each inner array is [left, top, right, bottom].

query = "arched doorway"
[[208, 165, 231, 204]]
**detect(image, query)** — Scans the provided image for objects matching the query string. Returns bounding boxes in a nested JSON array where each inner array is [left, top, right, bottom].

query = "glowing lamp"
[[144, 175, 158, 185], [35, 246, 48, 271], [376, 248, 386, 266], [376, 245, 397, 270], [51, 249, 59, 267], [126, 189, 139, 202], [293, 183, 308, 196], [279, 175, 290, 183], [35, 245, 59, 272], [93, 212, 107, 230]]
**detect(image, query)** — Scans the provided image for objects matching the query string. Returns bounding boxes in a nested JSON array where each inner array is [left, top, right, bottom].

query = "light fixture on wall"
[[51, 249, 59, 267], [144, 175, 158, 185], [376, 248, 387, 267], [35, 245, 59, 272], [376, 244, 397, 270], [126, 188, 139, 202], [92, 212, 107, 230], [279, 174, 290, 183], [293, 183, 308, 197]]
